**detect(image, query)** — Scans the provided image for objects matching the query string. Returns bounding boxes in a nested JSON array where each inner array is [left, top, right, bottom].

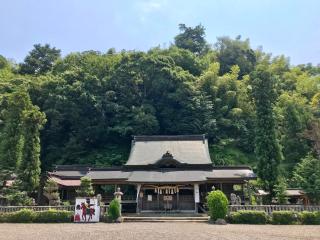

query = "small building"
[[49, 135, 256, 213], [285, 188, 309, 205]]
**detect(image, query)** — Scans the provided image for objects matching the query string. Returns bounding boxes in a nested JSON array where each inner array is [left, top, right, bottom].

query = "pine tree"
[[44, 178, 60, 206], [76, 177, 95, 197]]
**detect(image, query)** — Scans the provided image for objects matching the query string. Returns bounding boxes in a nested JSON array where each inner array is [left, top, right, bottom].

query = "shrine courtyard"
[[0, 223, 319, 240]]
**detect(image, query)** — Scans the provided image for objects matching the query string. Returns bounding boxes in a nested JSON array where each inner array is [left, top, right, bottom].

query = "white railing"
[[0, 205, 75, 213], [0, 205, 110, 214], [228, 205, 320, 215]]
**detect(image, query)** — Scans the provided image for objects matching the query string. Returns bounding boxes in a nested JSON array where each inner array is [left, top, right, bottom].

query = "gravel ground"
[[0, 222, 319, 240]]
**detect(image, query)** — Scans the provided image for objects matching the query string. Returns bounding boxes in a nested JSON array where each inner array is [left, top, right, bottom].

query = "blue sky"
[[0, 0, 319, 65]]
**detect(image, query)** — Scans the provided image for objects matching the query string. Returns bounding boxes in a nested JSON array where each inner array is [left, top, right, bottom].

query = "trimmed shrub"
[[299, 211, 320, 225], [6, 209, 35, 223], [207, 190, 229, 221], [34, 209, 73, 223], [107, 199, 121, 222], [228, 210, 267, 224], [272, 211, 298, 225]]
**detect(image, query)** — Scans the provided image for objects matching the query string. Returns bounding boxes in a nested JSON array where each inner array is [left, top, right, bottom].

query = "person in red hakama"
[[81, 202, 87, 221]]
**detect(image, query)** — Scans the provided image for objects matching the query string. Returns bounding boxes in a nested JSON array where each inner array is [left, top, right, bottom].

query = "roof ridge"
[[133, 134, 207, 141]]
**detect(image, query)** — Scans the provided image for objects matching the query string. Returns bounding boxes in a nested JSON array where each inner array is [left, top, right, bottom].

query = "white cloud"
[[136, 0, 168, 13]]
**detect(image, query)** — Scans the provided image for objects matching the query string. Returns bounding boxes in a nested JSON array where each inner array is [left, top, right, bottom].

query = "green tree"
[[302, 120, 320, 158], [1, 179, 33, 206], [274, 177, 288, 204], [293, 154, 320, 204], [251, 64, 282, 198], [19, 106, 46, 193], [276, 93, 311, 174], [174, 24, 209, 55], [215, 36, 256, 77], [19, 44, 61, 75], [76, 177, 95, 197]]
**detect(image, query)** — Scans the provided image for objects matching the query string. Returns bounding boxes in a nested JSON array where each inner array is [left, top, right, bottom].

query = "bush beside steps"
[[0, 209, 73, 223], [103, 199, 122, 223]]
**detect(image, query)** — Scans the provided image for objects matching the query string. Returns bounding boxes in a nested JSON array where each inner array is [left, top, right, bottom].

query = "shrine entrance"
[[138, 184, 195, 212]]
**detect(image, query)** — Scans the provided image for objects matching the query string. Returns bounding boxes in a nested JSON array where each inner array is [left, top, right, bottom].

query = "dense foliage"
[[207, 190, 229, 220], [0, 24, 319, 203], [293, 154, 320, 204]]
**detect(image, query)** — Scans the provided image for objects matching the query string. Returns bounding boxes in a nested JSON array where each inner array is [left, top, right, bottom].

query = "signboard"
[[163, 195, 173, 201], [194, 184, 200, 203], [147, 195, 152, 201], [74, 197, 100, 223]]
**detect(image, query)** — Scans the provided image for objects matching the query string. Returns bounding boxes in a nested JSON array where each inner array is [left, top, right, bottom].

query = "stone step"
[[123, 216, 209, 222]]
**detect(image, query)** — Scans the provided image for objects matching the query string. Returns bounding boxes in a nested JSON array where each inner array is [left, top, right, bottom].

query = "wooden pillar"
[[157, 188, 160, 211], [136, 184, 141, 213], [246, 181, 252, 205], [194, 184, 199, 213], [241, 183, 245, 205], [177, 189, 179, 211]]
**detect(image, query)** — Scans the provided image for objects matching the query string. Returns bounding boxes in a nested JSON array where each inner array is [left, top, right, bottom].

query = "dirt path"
[[0, 222, 319, 240]]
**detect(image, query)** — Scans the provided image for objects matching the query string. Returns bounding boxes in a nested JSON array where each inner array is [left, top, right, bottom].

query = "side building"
[[49, 135, 256, 213]]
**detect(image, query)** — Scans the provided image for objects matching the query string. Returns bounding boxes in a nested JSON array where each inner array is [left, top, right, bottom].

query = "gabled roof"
[[126, 135, 212, 166]]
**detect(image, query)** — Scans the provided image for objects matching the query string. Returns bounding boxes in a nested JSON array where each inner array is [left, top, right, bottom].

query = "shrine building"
[[49, 135, 256, 213]]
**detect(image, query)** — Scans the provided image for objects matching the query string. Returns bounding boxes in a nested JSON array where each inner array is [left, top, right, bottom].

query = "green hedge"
[[299, 211, 320, 225], [5, 209, 36, 223], [272, 211, 298, 225], [228, 210, 268, 224], [34, 209, 73, 223], [0, 209, 73, 223]]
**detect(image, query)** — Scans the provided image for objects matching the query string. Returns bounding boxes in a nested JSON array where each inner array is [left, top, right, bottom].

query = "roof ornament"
[[162, 151, 174, 160]]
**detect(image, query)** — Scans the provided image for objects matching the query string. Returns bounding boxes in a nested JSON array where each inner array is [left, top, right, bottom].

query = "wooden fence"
[[228, 205, 320, 215]]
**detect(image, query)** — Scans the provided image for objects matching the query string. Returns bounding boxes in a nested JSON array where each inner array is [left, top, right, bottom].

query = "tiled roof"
[[126, 134, 212, 166]]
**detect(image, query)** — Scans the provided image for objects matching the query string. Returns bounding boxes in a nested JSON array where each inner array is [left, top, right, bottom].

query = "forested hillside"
[[0, 24, 320, 202]]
